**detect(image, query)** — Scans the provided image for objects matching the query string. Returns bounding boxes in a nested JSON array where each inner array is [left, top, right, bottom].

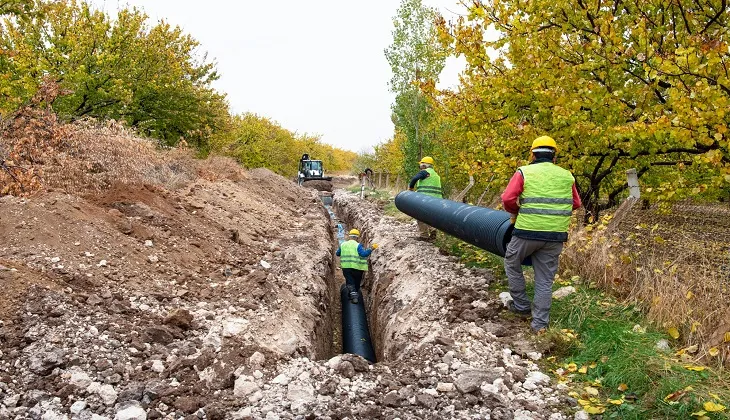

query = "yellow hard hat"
[[531, 136, 558, 152], [349, 229, 360, 236], [419, 156, 435, 165]]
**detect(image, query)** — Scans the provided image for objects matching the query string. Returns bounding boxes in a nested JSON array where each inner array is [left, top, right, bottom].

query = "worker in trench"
[[501, 136, 582, 333], [408, 156, 443, 241], [336, 229, 378, 304]]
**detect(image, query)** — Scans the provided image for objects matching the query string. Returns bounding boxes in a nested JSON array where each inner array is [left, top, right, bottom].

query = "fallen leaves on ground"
[[703, 401, 726, 412], [668, 327, 680, 339], [664, 386, 693, 404]]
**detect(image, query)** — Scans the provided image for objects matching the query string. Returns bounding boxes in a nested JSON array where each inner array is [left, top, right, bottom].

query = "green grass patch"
[[434, 233, 505, 277], [533, 283, 729, 419], [436, 239, 729, 418]]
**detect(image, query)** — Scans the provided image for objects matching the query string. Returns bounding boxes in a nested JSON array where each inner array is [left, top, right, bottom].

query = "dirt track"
[[0, 167, 572, 419]]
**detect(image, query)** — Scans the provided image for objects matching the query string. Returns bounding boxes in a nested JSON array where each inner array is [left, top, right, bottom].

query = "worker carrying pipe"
[[501, 136, 582, 334], [408, 156, 442, 241], [336, 229, 378, 304]]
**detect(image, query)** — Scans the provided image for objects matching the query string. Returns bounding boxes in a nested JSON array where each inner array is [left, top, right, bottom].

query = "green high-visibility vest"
[[515, 163, 575, 233], [340, 240, 368, 271], [416, 168, 442, 198]]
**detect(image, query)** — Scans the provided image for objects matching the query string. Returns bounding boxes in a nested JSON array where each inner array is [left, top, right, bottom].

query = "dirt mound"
[[302, 179, 333, 192], [330, 191, 571, 418], [0, 113, 347, 418]]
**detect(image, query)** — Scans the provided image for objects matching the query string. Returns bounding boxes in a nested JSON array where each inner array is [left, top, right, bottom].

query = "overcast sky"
[[88, 0, 468, 152]]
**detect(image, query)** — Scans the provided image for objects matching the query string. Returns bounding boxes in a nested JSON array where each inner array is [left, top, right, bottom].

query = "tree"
[[385, 0, 447, 178], [0, 0, 228, 148], [430, 0, 729, 217], [211, 113, 355, 178]]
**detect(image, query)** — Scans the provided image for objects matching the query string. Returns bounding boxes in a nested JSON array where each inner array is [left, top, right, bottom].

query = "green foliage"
[[544, 286, 730, 419], [434, 233, 505, 276], [427, 0, 730, 215], [385, 0, 446, 179], [1, 0, 227, 148], [211, 113, 356, 178], [0, 0, 32, 16]]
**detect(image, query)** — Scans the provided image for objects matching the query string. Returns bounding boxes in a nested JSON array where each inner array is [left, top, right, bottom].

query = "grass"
[[440, 235, 730, 418], [434, 232, 505, 277], [542, 282, 730, 419]]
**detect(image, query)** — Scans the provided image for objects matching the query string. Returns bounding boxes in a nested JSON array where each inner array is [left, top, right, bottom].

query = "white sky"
[[88, 0, 469, 152]]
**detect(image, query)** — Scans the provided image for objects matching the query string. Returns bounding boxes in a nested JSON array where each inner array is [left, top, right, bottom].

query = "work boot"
[[349, 291, 359, 304], [507, 302, 531, 319]]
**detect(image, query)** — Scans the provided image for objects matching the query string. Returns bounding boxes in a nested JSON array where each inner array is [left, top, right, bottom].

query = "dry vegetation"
[[563, 198, 730, 365], [0, 82, 245, 197]]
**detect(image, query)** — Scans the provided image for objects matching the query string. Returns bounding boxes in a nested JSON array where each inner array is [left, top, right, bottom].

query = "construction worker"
[[336, 229, 378, 304], [408, 156, 442, 240], [501, 136, 582, 333]]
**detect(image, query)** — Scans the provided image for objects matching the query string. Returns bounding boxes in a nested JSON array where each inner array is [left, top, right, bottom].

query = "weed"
[[545, 284, 730, 419], [434, 234, 506, 276], [563, 199, 730, 365]]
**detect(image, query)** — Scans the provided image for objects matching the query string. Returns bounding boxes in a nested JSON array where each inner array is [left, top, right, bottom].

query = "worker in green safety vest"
[[336, 228, 378, 304], [500, 136, 582, 333], [408, 156, 442, 241]]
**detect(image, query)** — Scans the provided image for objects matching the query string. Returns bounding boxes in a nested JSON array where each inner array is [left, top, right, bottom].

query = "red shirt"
[[501, 170, 582, 215]]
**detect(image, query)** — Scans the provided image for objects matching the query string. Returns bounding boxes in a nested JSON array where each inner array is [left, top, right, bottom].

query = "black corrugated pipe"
[[394, 191, 531, 265], [340, 284, 376, 363]]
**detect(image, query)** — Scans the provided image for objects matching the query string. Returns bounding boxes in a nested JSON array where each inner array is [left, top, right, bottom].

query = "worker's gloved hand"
[[371, 243, 379, 250], [510, 214, 517, 225]]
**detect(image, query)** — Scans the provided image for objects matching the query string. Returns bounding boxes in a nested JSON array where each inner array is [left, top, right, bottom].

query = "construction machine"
[[297, 154, 333, 186]]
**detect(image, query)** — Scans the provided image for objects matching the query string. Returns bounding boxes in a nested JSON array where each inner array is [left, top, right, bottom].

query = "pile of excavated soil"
[[301, 180, 333, 192], [0, 164, 340, 419], [0, 127, 574, 420]]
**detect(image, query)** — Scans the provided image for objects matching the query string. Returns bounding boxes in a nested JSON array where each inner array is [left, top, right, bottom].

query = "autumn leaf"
[[578, 365, 588, 374], [608, 397, 625, 405], [585, 405, 607, 414], [684, 365, 706, 372], [708, 347, 720, 357], [664, 387, 692, 404], [584, 386, 599, 396], [668, 327, 680, 339], [703, 401, 726, 412]]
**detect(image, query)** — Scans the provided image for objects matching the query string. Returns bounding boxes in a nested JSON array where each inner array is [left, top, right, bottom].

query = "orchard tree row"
[[375, 0, 729, 217], [0, 0, 355, 176]]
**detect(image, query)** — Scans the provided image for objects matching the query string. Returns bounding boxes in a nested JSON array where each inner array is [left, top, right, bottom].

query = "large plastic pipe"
[[394, 191, 531, 264], [340, 284, 376, 363]]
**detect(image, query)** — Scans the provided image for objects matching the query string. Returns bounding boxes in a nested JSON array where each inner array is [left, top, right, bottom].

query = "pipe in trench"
[[340, 284, 376, 363], [394, 191, 532, 265]]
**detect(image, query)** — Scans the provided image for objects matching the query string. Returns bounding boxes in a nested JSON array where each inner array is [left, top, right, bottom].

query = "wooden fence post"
[[453, 175, 475, 202]]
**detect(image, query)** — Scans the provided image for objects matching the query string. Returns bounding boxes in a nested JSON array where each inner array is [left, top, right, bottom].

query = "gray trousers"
[[504, 236, 563, 331]]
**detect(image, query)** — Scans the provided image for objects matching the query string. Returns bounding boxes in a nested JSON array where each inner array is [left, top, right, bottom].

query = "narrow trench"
[[319, 192, 378, 362]]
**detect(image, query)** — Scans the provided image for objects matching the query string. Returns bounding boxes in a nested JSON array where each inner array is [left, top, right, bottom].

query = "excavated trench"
[[316, 191, 378, 362]]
